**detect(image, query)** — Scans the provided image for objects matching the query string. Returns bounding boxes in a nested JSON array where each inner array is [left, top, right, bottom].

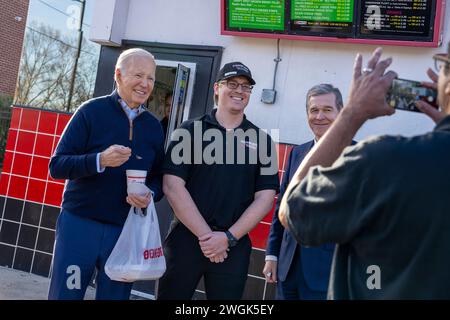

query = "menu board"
[[290, 0, 355, 35], [223, 0, 443, 45], [359, 0, 434, 40], [228, 0, 285, 31]]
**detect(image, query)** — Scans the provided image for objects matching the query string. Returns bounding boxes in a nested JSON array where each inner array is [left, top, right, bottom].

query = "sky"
[[21, 0, 101, 107], [27, 0, 95, 34], [25, 0, 100, 58], [27, 0, 96, 36]]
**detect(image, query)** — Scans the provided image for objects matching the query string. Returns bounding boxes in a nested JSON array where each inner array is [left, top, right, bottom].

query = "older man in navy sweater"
[[48, 48, 164, 300]]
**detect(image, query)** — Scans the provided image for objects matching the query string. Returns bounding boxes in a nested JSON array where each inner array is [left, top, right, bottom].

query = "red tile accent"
[[34, 134, 54, 158], [12, 153, 32, 177], [20, 108, 40, 132], [9, 107, 21, 129], [2, 151, 13, 173], [280, 143, 289, 154], [254, 143, 296, 251], [0, 173, 10, 196], [47, 174, 64, 184], [44, 182, 64, 207], [276, 144, 286, 171], [8, 175, 28, 199], [5, 129, 17, 151], [284, 145, 294, 171], [30, 157, 50, 181], [56, 114, 71, 136], [51, 136, 60, 155], [38, 111, 58, 135], [249, 222, 271, 250], [262, 197, 277, 223], [26, 179, 46, 203], [16, 131, 36, 154]]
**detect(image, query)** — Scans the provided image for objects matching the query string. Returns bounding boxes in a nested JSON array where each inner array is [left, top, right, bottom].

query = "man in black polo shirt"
[[158, 62, 279, 300]]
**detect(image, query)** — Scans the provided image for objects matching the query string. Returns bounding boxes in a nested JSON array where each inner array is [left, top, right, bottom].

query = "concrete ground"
[[0, 266, 95, 300], [0, 266, 150, 300]]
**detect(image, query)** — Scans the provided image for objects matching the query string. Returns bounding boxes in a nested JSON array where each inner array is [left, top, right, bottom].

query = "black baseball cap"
[[216, 62, 256, 85]]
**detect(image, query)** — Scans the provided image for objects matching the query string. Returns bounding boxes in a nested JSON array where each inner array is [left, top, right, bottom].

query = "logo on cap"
[[217, 61, 255, 85], [233, 64, 249, 72]]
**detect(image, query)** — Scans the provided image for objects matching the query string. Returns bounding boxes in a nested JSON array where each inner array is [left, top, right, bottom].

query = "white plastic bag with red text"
[[105, 200, 166, 282]]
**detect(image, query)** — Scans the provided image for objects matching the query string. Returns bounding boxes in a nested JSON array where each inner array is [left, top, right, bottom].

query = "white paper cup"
[[127, 183, 150, 196], [126, 169, 147, 187]]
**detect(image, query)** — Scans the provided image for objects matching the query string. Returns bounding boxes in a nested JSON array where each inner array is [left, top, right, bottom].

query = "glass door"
[[165, 63, 192, 150]]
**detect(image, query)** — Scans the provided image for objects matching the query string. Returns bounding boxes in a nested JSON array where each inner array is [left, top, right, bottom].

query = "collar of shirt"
[[118, 98, 145, 121], [204, 108, 252, 131]]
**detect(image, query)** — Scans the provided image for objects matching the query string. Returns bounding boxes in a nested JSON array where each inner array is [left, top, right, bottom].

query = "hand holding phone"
[[386, 78, 438, 113], [414, 69, 446, 123]]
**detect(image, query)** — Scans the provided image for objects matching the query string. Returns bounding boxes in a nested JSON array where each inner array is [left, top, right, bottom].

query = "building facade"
[[85, 0, 450, 299], [0, 0, 449, 300], [0, 0, 29, 97], [90, 0, 450, 146]]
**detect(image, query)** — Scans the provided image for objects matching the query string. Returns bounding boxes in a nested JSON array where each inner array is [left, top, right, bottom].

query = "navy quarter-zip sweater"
[[49, 91, 164, 226]]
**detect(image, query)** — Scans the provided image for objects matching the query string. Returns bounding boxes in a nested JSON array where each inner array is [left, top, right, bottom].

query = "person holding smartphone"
[[279, 44, 450, 299]]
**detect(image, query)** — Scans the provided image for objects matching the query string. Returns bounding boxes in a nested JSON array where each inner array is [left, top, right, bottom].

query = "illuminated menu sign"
[[224, 0, 441, 44], [290, 0, 354, 35], [359, 0, 434, 40], [228, 0, 285, 31]]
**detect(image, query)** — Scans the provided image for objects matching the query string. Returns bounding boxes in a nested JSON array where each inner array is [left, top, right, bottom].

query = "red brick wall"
[[0, 0, 29, 96]]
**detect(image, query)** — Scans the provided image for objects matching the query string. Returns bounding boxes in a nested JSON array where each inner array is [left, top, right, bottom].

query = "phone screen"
[[386, 78, 438, 112]]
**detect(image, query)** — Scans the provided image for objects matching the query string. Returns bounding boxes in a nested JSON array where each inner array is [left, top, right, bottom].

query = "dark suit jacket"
[[266, 140, 335, 292]]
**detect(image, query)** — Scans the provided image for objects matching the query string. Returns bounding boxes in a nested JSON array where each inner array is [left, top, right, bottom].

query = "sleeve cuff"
[[96, 153, 105, 173], [161, 167, 190, 183], [265, 255, 278, 262]]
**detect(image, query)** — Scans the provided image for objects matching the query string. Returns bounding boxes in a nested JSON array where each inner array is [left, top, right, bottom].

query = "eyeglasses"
[[433, 53, 450, 72], [220, 80, 253, 93]]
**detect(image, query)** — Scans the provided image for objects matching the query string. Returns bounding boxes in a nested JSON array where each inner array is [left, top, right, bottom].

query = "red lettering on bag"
[[143, 247, 163, 260]]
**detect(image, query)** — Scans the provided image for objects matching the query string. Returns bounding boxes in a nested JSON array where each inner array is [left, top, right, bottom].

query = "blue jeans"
[[48, 211, 132, 300]]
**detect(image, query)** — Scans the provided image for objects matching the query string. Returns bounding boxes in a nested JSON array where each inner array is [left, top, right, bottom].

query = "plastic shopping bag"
[[105, 200, 166, 282]]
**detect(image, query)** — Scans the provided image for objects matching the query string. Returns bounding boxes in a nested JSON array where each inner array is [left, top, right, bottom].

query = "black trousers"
[[158, 223, 251, 300]]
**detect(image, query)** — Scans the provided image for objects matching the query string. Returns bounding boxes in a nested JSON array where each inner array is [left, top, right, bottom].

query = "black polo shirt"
[[162, 109, 279, 230]]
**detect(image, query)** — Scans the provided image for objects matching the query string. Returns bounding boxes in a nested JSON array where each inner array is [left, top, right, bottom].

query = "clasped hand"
[[198, 231, 229, 263]]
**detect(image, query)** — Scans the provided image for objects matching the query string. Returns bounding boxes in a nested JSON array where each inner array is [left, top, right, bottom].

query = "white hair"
[[115, 48, 155, 76]]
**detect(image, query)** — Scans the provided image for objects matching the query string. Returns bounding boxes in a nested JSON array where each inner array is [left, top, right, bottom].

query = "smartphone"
[[386, 78, 438, 112]]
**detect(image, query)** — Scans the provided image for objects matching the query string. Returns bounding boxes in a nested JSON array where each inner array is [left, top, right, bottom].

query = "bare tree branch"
[[15, 22, 100, 112]]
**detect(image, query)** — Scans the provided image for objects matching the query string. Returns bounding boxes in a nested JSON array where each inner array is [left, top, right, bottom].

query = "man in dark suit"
[[264, 84, 345, 299]]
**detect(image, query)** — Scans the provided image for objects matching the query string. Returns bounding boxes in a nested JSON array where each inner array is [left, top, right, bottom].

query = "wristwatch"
[[225, 230, 238, 247]]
